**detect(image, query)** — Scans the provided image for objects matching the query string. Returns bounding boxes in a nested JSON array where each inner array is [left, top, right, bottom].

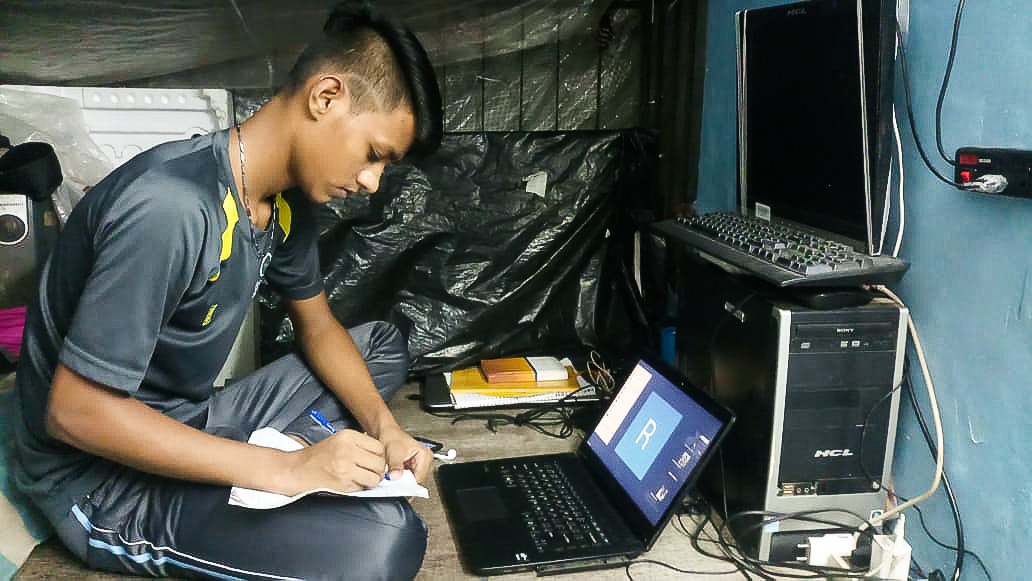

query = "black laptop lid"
[[578, 354, 735, 549]]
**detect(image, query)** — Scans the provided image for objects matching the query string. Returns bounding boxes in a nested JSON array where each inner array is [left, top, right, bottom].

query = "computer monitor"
[[736, 0, 895, 253]]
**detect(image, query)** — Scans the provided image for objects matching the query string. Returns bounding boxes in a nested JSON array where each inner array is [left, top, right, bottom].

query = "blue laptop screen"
[[586, 360, 724, 524]]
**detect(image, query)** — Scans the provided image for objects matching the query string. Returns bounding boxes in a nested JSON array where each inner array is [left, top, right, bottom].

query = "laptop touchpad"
[[456, 486, 509, 522]]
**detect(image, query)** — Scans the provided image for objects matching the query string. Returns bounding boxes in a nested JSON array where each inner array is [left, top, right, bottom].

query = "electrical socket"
[[955, 147, 1032, 199], [804, 515, 911, 581]]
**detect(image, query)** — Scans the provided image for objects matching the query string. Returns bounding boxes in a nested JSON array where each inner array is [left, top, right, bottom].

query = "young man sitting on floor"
[[11, 1, 442, 579]]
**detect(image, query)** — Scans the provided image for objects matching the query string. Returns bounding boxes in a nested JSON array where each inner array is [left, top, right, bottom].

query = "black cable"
[[691, 502, 892, 580], [624, 558, 741, 580], [683, 504, 759, 580], [908, 504, 993, 581], [712, 519, 894, 581], [934, 0, 967, 167], [878, 483, 990, 581], [691, 506, 763, 580], [428, 383, 607, 439], [901, 360, 968, 581], [895, 25, 961, 189], [643, 500, 764, 579], [858, 382, 902, 490], [425, 352, 617, 439], [871, 467, 991, 581], [719, 509, 881, 579], [444, 405, 575, 439], [910, 557, 928, 581]]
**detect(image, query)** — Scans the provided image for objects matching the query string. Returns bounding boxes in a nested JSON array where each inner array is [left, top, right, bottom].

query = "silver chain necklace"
[[234, 123, 273, 262]]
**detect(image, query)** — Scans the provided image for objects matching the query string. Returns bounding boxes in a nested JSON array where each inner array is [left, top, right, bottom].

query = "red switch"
[[958, 153, 979, 165], [960, 170, 972, 183]]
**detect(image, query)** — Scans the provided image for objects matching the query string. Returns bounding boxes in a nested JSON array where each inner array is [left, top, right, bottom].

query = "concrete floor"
[[16, 382, 753, 580]]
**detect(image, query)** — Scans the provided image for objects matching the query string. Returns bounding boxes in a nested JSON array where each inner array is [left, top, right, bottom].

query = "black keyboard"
[[654, 213, 908, 288], [497, 461, 610, 554]]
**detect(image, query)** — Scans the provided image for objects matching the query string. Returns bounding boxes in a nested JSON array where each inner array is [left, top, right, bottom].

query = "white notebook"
[[228, 427, 429, 509]]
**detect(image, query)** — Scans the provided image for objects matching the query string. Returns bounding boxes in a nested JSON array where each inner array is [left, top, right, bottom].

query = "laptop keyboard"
[[654, 212, 908, 288], [497, 460, 611, 554]]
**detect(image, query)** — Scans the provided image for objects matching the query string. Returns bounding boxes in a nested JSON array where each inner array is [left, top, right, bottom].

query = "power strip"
[[803, 515, 912, 580], [955, 147, 1032, 199]]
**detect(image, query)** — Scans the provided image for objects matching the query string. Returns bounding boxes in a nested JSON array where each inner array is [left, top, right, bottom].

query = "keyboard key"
[[500, 460, 610, 554]]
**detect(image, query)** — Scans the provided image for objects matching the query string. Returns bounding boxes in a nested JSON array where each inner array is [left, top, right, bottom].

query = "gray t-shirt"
[[11, 129, 323, 521]]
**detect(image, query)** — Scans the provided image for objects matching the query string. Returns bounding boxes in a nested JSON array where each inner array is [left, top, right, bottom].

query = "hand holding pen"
[[277, 409, 388, 494], [307, 408, 392, 481]]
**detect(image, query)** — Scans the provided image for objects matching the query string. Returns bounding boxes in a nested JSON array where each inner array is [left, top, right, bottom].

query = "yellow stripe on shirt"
[[275, 192, 292, 241], [209, 187, 239, 282]]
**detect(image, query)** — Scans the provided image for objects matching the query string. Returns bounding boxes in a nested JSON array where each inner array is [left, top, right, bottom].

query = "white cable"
[[876, 35, 901, 257], [891, 105, 906, 258], [434, 448, 457, 462], [877, 142, 893, 256], [866, 286, 943, 527]]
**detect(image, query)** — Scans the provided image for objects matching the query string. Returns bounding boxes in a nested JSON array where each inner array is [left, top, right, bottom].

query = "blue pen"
[[308, 408, 391, 481], [307, 408, 337, 434]]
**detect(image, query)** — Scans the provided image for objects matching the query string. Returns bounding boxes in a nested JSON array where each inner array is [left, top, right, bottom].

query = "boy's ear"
[[306, 74, 352, 120]]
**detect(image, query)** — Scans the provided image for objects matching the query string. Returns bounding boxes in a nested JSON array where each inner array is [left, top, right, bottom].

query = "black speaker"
[[0, 141, 64, 309], [0, 192, 59, 308]]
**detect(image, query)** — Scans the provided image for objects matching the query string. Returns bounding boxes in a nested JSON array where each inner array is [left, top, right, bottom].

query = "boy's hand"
[[378, 426, 433, 484], [284, 429, 386, 494]]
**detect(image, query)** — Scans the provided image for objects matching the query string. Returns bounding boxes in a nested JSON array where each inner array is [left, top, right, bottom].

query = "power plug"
[[804, 533, 856, 570], [867, 515, 912, 581], [955, 147, 1032, 199], [803, 515, 911, 581]]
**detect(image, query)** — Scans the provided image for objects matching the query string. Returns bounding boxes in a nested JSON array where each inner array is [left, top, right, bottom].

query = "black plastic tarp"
[[258, 130, 654, 375], [2, 1, 619, 90]]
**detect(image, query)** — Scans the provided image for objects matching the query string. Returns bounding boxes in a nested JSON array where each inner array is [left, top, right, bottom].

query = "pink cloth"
[[0, 306, 26, 358]]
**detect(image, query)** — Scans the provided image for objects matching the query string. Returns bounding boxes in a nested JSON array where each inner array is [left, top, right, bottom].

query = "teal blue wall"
[[695, 1, 1032, 578]]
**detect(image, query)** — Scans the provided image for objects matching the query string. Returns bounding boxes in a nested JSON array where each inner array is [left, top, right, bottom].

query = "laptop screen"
[[585, 360, 727, 525]]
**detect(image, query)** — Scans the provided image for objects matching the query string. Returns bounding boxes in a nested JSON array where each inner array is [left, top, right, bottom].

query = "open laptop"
[[436, 353, 735, 576]]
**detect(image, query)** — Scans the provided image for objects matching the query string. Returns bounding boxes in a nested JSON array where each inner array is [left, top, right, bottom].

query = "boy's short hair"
[[284, 0, 443, 159]]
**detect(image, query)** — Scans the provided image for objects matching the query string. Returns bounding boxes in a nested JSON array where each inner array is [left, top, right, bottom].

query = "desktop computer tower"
[[673, 259, 906, 562]]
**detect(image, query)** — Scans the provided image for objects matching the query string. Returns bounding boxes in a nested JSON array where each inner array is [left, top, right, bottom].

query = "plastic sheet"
[[258, 130, 654, 375], [231, 3, 641, 132], [2, 0, 611, 89], [0, 88, 112, 223]]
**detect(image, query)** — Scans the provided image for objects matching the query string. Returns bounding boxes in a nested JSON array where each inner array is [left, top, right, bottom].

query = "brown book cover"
[[450, 366, 579, 395], [479, 357, 536, 383], [480, 356, 569, 383]]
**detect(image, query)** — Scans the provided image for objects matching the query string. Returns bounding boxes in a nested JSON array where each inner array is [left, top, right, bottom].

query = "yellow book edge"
[[449, 365, 580, 395]]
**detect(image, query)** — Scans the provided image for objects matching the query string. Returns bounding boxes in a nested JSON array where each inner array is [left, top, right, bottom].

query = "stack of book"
[[446, 356, 595, 409]]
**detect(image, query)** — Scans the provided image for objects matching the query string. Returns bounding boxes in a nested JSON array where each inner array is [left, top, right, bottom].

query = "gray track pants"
[[53, 321, 426, 581]]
